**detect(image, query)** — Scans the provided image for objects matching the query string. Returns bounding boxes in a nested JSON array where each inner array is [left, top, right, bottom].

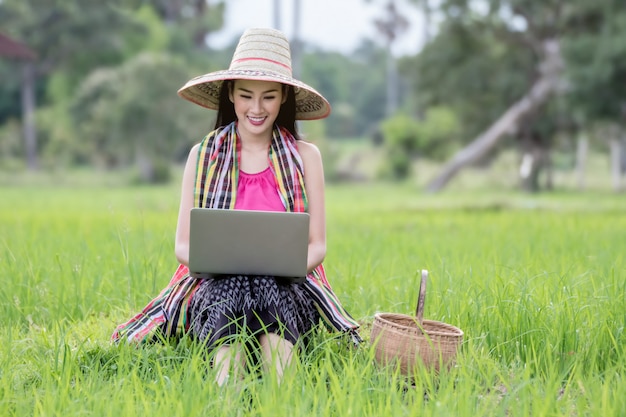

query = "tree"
[[425, 38, 564, 192], [152, 0, 225, 48], [401, 0, 626, 191], [401, 11, 537, 142], [0, 0, 152, 85], [379, 107, 460, 179], [0, 33, 38, 169], [71, 52, 208, 183], [300, 44, 389, 139], [564, 0, 626, 191], [374, 0, 409, 116], [0, 1, 227, 172], [0, 0, 149, 169]]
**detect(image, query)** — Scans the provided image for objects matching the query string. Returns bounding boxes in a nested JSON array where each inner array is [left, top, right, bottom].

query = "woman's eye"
[[240, 94, 251, 99]]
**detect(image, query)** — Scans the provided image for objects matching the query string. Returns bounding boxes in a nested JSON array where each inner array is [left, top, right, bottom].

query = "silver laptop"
[[189, 208, 310, 283]]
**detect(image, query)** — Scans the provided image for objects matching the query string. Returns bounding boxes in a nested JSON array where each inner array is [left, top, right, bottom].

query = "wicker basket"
[[370, 270, 463, 374]]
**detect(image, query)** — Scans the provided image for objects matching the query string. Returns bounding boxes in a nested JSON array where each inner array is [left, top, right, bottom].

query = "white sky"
[[208, 0, 427, 57]]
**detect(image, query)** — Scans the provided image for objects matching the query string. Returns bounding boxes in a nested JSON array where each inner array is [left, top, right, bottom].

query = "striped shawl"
[[111, 122, 361, 344]]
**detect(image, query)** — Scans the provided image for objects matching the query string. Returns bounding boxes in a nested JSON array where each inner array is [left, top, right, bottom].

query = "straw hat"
[[178, 27, 331, 120]]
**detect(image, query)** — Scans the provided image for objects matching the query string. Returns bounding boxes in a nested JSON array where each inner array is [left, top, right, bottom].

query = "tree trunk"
[[575, 132, 589, 190], [609, 136, 624, 192], [544, 148, 553, 190], [621, 134, 626, 175], [292, 0, 302, 78], [423, 0, 432, 44], [519, 152, 535, 192], [135, 142, 154, 183], [386, 44, 398, 117], [273, 0, 282, 30], [21, 62, 38, 170], [519, 145, 550, 192], [426, 38, 563, 192]]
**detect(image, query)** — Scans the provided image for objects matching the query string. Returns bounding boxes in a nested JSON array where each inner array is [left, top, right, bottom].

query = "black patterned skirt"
[[188, 275, 320, 349]]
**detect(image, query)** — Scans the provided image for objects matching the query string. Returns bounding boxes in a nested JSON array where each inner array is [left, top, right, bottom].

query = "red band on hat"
[[232, 57, 291, 71]]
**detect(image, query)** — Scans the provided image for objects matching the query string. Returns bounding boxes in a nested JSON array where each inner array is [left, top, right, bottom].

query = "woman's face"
[[229, 79, 286, 138]]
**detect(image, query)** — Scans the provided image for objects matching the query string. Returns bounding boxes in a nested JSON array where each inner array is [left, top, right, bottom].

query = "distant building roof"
[[0, 33, 36, 60]]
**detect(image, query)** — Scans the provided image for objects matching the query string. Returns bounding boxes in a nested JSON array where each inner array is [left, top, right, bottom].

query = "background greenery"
[[1, 0, 625, 189]]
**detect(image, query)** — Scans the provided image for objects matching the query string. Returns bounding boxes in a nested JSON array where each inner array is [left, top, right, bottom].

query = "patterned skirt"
[[188, 275, 320, 349]]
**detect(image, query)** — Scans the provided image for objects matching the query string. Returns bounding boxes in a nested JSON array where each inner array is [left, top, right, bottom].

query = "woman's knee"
[[259, 333, 294, 360]]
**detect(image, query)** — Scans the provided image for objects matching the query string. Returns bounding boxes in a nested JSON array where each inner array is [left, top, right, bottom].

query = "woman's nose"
[[251, 97, 262, 112]]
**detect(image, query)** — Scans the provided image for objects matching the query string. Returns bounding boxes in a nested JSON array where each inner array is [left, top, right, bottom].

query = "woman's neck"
[[236, 122, 273, 152], [240, 135, 271, 152], [238, 132, 272, 174]]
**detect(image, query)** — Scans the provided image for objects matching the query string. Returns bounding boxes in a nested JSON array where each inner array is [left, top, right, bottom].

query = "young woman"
[[112, 28, 361, 385]]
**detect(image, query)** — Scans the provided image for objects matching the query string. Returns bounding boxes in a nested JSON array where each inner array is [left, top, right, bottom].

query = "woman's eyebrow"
[[236, 87, 279, 94]]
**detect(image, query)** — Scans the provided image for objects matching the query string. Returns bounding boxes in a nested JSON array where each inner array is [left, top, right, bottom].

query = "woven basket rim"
[[373, 312, 464, 337]]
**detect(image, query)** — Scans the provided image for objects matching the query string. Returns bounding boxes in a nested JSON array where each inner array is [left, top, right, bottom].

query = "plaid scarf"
[[112, 122, 361, 344], [194, 122, 307, 212]]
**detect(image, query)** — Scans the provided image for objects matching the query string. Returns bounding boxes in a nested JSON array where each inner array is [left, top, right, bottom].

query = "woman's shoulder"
[[188, 142, 201, 157], [296, 139, 322, 160]]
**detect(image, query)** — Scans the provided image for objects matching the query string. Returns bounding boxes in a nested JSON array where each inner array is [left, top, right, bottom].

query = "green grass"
[[1, 181, 625, 416]]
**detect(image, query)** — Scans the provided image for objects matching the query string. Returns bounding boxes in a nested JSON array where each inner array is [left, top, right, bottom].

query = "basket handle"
[[415, 269, 428, 325]]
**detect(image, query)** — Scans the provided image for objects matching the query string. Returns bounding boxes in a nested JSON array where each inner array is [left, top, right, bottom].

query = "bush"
[[378, 107, 460, 180]]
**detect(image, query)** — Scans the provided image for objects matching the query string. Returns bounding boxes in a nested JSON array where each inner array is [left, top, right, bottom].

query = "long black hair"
[[214, 80, 300, 140]]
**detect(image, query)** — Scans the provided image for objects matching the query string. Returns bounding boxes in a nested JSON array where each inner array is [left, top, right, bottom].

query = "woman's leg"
[[213, 343, 245, 386], [258, 333, 294, 382]]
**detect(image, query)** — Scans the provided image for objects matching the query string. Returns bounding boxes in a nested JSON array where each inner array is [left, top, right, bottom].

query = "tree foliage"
[[379, 106, 460, 179], [70, 52, 209, 181], [0, 0, 407, 182], [1, 0, 624, 188], [564, 1, 626, 123], [301, 43, 389, 139], [399, 0, 626, 190], [0, 0, 224, 181], [0, 1, 148, 83], [404, 0, 626, 135]]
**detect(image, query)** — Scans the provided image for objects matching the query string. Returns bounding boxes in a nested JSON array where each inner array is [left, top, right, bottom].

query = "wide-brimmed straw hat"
[[178, 27, 331, 120]]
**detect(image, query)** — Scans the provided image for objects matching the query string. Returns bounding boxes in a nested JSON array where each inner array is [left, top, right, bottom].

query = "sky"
[[208, 0, 427, 57]]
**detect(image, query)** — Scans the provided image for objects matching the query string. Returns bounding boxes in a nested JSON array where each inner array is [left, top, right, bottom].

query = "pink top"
[[234, 167, 286, 212]]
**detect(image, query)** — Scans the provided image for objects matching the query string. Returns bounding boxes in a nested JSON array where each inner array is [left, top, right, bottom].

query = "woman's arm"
[[297, 140, 326, 272], [174, 143, 200, 266]]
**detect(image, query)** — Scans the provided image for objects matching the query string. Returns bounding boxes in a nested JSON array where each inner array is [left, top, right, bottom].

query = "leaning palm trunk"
[[426, 38, 565, 192]]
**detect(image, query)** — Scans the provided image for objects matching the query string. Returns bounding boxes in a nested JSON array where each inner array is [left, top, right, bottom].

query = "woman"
[[112, 28, 360, 385]]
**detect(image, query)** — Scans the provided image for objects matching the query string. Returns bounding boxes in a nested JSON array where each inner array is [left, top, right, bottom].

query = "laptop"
[[188, 208, 310, 283]]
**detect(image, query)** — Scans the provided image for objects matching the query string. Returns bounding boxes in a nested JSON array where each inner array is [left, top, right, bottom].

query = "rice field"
[[1, 181, 624, 416]]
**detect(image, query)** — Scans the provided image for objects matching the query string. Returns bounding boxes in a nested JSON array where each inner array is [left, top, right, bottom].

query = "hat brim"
[[178, 69, 331, 121]]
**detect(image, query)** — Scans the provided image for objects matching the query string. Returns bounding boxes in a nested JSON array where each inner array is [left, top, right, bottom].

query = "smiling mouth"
[[247, 116, 266, 126]]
